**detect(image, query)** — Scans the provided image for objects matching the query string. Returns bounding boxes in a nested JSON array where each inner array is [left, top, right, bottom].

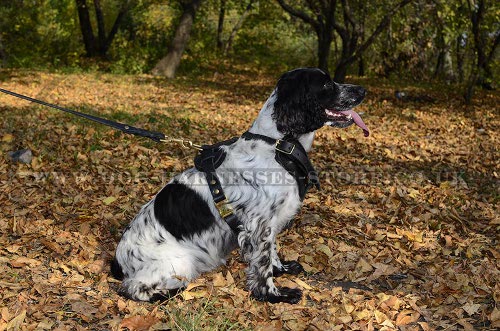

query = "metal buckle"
[[216, 199, 234, 218], [276, 140, 295, 155]]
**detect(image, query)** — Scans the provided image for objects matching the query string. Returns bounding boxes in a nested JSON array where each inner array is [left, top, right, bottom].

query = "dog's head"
[[272, 68, 368, 137]]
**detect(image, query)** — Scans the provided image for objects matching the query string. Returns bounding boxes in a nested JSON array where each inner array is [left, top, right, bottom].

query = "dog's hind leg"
[[239, 225, 302, 304], [271, 243, 304, 277]]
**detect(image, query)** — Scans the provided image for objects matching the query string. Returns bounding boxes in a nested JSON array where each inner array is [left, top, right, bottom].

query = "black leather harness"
[[194, 132, 320, 232], [194, 137, 240, 231]]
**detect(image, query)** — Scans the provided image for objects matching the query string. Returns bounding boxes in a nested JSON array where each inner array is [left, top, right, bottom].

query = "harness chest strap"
[[194, 133, 320, 232], [241, 131, 320, 199]]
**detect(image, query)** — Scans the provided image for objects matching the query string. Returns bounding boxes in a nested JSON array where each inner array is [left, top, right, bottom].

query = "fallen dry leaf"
[[5, 310, 26, 331], [119, 315, 159, 331], [0, 69, 497, 330], [1, 133, 14, 142], [102, 196, 117, 205], [462, 302, 481, 316], [212, 272, 226, 287], [9, 257, 41, 268]]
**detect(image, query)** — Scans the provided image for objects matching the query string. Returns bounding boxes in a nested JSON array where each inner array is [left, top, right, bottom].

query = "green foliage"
[[162, 298, 248, 331], [108, 2, 178, 74], [0, 0, 82, 68], [231, 2, 317, 71], [176, 1, 317, 75], [0, 0, 497, 93]]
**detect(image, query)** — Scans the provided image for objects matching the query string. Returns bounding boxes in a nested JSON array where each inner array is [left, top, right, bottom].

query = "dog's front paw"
[[273, 260, 304, 277], [268, 287, 303, 304], [283, 260, 304, 275], [252, 287, 302, 304]]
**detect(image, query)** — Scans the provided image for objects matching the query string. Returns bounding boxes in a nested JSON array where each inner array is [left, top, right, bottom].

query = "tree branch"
[[350, 0, 412, 62], [217, 0, 226, 49], [106, 0, 134, 50], [341, 0, 356, 29], [223, 0, 256, 54], [486, 32, 500, 64], [276, 0, 319, 29]]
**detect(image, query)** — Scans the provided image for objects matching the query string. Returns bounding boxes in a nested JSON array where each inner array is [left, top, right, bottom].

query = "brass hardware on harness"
[[216, 199, 234, 218], [276, 140, 295, 154], [160, 137, 203, 151]]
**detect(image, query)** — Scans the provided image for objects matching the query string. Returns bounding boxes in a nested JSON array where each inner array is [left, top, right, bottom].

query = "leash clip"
[[161, 137, 203, 151]]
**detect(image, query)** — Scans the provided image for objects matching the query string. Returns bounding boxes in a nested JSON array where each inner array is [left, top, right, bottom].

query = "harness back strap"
[[194, 137, 240, 232]]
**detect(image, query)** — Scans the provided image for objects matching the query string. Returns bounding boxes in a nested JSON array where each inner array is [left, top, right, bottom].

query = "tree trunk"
[[276, 0, 331, 71], [464, 70, 478, 105], [223, 0, 255, 55], [434, 50, 445, 78], [464, 0, 500, 101], [76, 0, 132, 58], [334, 30, 354, 82], [443, 50, 454, 81], [217, 0, 226, 50], [334, 61, 350, 82], [93, 0, 107, 54], [358, 56, 365, 76], [456, 34, 465, 83], [75, 0, 97, 57], [317, 30, 332, 73], [432, 3, 446, 79], [0, 34, 6, 67], [465, 0, 484, 103], [152, 0, 202, 78], [334, 32, 357, 81]]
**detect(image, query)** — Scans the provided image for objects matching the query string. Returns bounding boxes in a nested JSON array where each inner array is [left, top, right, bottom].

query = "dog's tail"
[[110, 258, 124, 280]]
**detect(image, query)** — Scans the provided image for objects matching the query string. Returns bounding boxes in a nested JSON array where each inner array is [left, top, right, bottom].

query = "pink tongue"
[[340, 110, 369, 137]]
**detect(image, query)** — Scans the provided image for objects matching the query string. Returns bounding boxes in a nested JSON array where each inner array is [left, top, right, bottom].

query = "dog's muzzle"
[[326, 109, 369, 136]]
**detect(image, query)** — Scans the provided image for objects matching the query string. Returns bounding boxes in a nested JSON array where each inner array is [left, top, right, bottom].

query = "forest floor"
[[0, 67, 498, 330]]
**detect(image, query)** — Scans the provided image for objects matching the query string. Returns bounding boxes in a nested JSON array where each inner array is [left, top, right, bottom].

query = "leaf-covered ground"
[[0, 68, 498, 331]]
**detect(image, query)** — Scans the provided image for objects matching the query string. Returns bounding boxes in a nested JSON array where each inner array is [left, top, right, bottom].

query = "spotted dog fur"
[[112, 68, 367, 303]]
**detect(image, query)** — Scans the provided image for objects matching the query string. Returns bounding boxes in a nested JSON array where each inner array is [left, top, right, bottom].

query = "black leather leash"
[[0, 88, 168, 142]]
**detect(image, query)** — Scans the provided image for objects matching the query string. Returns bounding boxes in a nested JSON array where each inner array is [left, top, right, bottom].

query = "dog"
[[111, 68, 368, 304]]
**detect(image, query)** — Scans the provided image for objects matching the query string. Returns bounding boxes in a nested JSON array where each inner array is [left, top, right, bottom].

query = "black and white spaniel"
[[111, 68, 368, 304]]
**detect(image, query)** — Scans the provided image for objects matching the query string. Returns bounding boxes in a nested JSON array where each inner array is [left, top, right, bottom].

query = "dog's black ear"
[[272, 73, 327, 136]]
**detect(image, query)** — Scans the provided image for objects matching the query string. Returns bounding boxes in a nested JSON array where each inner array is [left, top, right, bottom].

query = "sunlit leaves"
[[0, 69, 498, 329]]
